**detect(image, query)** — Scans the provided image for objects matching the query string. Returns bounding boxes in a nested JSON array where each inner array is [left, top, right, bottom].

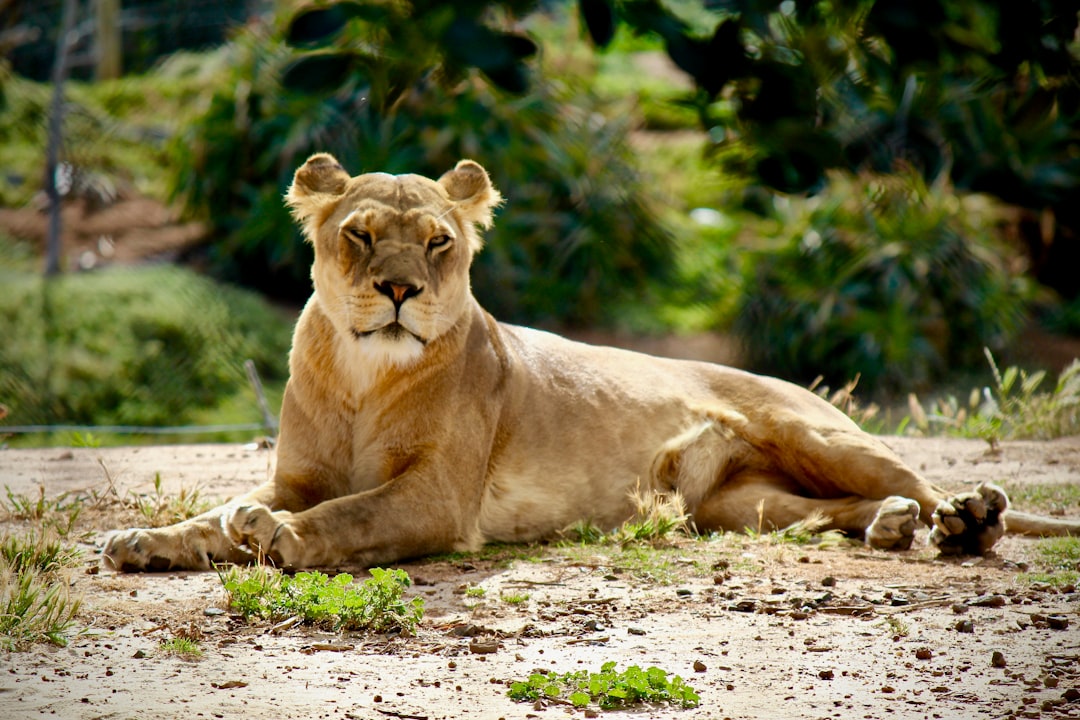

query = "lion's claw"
[[226, 504, 300, 567]]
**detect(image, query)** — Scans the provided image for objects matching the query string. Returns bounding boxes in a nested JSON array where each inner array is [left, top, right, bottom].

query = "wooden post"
[[95, 0, 122, 80]]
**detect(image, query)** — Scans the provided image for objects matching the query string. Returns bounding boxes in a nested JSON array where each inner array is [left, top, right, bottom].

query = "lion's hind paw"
[[928, 483, 1008, 556], [866, 496, 920, 551]]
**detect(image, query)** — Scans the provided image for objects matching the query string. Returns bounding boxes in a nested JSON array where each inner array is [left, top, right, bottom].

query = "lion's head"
[[286, 153, 502, 367]]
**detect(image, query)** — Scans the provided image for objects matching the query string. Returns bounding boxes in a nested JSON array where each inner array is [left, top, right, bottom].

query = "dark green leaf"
[[281, 53, 359, 94], [579, 0, 616, 48]]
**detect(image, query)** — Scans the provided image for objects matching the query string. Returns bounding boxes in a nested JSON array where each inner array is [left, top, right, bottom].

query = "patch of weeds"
[[1018, 536, 1080, 587], [562, 520, 608, 546], [218, 566, 424, 634], [878, 616, 910, 637], [133, 473, 210, 528], [1, 486, 83, 538], [508, 661, 700, 710], [998, 482, 1080, 515], [0, 571, 82, 650], [160, 637, 203, 658], [560, 489, 688, 548], [743, 504, 848, 549], [607, 544, 681, 585], [464, 584, 486, 599], [0, 531, 81, 575], [907, 351, 1080, 446], [500, 592, 530, 605]]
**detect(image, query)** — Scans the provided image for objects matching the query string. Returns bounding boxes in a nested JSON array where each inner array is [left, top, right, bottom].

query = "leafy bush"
[[169, 13, 671, 326], [219, 566, 424, 634], [907, 351, 1080, 443], [735, 171, 1030, 392], [0, 262, 292, 429]]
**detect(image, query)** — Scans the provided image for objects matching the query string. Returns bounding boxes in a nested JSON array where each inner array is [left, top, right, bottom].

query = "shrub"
[[0, 262, 292, 429], [735, 171, 1030, 392]]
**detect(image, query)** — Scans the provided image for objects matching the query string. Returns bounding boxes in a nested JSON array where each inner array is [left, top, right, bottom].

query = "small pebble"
[[915, 648, 933, 660], [956, 620, 974, 633], [819, 670, 834, 680], [991, 651, 1007, 668], [693, 660, 707, 673]]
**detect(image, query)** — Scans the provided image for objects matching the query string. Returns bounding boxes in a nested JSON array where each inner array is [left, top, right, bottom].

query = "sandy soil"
[[0, 437, 1078, 720]]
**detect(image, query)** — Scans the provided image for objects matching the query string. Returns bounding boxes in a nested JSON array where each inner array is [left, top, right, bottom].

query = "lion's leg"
[[223, 467, 478, 569], [103, 481, 284, 572], [691, 471, 920, 550]]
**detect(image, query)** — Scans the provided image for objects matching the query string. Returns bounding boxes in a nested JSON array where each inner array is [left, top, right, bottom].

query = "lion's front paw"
[[928, 483, 1008, 556], [866, 496, 920, 551], [226, 504, 302, 568], [103, 527, 209, 572]]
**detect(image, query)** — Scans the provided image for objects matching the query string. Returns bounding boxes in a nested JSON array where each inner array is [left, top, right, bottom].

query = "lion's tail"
[[1003, 509, 1080, 537]]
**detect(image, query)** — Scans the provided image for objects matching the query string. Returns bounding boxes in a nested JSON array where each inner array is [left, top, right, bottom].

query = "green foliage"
[[0, 263, 291, 429], [598, 0, 1080, 297], [508, 661, 700, 710], [0, 53, 229, 206], [170, 11, 671, 325], [907, 352, 1080, 443], [219, 566, 424, 634], [736, 172, 1029, 392]]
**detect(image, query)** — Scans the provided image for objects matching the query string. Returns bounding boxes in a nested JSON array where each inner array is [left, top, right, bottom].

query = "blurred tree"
[[171, 4, 671, 326], [582, 0, 1080, 299]]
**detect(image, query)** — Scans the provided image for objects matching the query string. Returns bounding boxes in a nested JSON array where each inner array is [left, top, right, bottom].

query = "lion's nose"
[[374, 280, 423, 307]]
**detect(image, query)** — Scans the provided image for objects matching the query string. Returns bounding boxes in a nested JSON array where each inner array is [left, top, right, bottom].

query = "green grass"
[[508, 661, 700, 710], [1018, 536, 1080, 587], [1, 486, 83, 537], [997, 482, 1080, 515], [218, 566, 424, 634], [0, 531, 82, 575], [159, 637, 203, 658], [0, 531, 83, 650], [133, 473, 210, 528], [463, 585, 486, 599]]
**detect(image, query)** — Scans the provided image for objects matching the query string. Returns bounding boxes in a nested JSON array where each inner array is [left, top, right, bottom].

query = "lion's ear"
[[286, 153, 350, 226], [438, 160, 503, 233]]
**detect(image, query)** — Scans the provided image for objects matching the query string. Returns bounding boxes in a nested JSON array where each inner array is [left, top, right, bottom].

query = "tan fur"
[[104, 156, 1079, 571]]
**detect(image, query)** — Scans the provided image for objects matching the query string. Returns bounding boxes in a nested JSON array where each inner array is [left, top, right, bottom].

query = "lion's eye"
[[343, 228, 372, 246], [428, 234, 452, 251]]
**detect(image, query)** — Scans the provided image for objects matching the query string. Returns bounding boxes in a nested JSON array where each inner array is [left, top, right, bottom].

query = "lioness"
[[105, 154, 1079, 571]]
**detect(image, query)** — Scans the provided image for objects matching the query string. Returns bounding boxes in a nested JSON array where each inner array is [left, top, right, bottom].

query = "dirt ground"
[[0, 437, 1078, 720]]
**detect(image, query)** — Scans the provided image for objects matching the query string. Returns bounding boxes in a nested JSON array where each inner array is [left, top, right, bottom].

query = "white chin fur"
[[357, 332, 426, 368]]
